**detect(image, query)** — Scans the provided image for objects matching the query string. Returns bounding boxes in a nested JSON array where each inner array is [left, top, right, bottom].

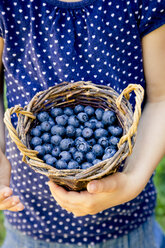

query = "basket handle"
[[116, 84, 144, 155], [3, 105, 41, 163]]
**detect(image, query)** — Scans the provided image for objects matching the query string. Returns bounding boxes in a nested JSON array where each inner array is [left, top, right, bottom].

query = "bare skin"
[[0, 24, 165, 214], [0, 38, 24, 212]]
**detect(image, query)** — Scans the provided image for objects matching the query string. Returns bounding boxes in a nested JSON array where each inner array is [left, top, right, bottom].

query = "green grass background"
[[0, 87, 165, 245]]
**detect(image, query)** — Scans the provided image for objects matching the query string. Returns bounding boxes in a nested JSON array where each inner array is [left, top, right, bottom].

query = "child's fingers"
[[0, 186, 13, 202], [8, 202, 25, 212], [0, 195, 21, 210]]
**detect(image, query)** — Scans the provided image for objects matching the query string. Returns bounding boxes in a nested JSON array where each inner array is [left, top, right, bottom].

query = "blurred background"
[[0, 157, 165, 246]]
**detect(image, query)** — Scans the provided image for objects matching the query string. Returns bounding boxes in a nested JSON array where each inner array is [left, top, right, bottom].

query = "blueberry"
[[34, 145, 45, 157], [31, 137, 42, 147], [37, 112, 50, 122], [60, 138, 74, 151], [89, 118, 98, 124], [84, 106, 95, 116], [64, 107, 74, 116], [41, 121, 51, 132], [75, 128, 82, 137], [56, 114, 68, 126], [51, 135, 62, 145], [98, 137, 109, 148], [43, 143, 53, 154], [56, 160, 68, 169], [69, 138, 74, 147], [95, 108, 104, 120], [66, 125, 76, 137], [43, 154, 52, 162], [59, 151, 72, 162], [84, 121, 94, 129], [68, 116, 80, 127], [109, 136, 120, 146], [52, 147, 61, 157], [87, 138, 96, 146], [102, 110, 116, 125], [86, 152, 96, 162], [51, 125, 65, 136], [102, 152, 115, 160], [84, 120, 96, 129], [89, 119, 98, 129], [103, 148, 117, 159], [31, 126, 41, 137], [37, 125, 42, 131], [48, 117, 55, 127], [95, 121, 104, 129], [76, 141, 90, 153], [69, 147, 77, 155], [74, 104, 84, 114], [82, 128, 93, 139], [82, 162, 92, 170], [75, 137, 86, 145], [108, 126, 123, 137], [46, 156, 57, 166], [68, 160, 79, 169], [92, 159, 102, 165], [50, 108, 63, 118], [105, 146, 117, 154], [73, 151, 84, 163], [41, 133, 51, 143], [80, 125, 84, 129], [92, 144, 104, 157], [77, 112, 89, 123], [94, 128, 108, 139]]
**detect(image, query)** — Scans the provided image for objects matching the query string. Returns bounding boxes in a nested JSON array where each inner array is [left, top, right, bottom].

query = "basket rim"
[[4, 81, 144, 190]]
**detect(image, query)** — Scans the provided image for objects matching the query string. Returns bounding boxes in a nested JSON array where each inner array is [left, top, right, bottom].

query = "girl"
[[0, 0, 165, 247]]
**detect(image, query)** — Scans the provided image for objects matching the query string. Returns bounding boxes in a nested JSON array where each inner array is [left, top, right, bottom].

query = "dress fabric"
[[2, 215, 165, 248], [0, 0, 165, 245]]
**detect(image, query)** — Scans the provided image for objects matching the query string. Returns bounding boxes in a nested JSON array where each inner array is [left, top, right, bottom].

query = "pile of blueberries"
[[30, 105, 123, 170]]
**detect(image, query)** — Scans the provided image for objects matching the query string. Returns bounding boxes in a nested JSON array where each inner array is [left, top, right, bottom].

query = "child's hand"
[[0, 149, 24, 212], [47, 165, 149, 216], [48, 97, 165, 216]]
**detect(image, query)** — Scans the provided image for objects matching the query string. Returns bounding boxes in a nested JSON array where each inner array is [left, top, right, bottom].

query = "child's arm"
[[0, 37, 24, 212], [48, 24, 165, 216]]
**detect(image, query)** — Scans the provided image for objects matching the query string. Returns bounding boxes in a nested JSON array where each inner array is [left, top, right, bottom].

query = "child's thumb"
[[87, 174, 119, 193]]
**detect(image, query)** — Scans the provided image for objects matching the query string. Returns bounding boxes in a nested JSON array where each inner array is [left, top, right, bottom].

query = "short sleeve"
[[0, 14, 4, 38], [0, 25, 3, 37], [139, 0, 165, 38], [0, 1, 5, 38]]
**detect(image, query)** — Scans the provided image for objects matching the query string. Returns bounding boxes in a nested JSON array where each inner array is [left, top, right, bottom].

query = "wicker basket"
[[4, 81, 144, 191]]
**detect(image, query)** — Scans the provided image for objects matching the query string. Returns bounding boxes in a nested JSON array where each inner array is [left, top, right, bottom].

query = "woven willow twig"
[[4, 106, 42, 163], [116, 84, 144, 154], [4, 81, 144, 190]]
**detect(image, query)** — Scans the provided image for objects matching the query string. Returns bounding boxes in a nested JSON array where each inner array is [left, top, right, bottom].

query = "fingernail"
[[4, 192, 10, 197], [17, 205, 24, 211], [12, 201, 17, 206], [88, 183, 97, 193]]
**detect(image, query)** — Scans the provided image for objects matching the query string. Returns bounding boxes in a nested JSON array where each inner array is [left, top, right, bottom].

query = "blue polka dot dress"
[[0, 0, 165, 245]]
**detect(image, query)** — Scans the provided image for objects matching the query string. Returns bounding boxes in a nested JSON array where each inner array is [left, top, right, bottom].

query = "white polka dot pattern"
[[0, 0, 164, 245]]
